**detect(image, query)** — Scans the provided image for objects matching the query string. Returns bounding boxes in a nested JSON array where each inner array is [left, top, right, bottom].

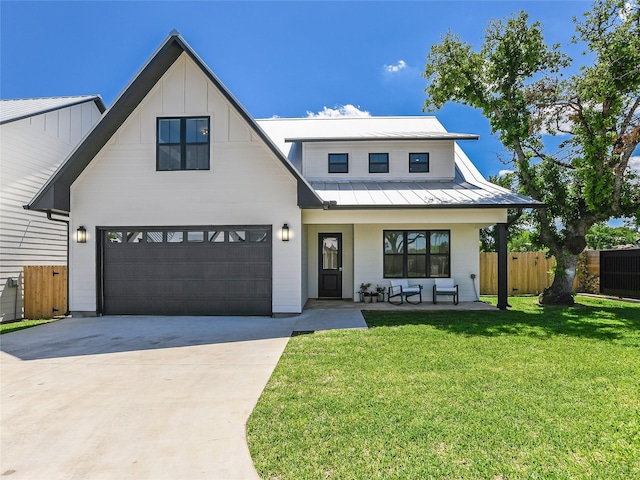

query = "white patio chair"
[[388, 279, 423, 305], [433, 278, 459, 305]]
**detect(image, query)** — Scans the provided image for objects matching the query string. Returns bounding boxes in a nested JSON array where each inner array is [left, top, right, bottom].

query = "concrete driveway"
[[1, 315, 303, 479], [1, 310, 367, 479]]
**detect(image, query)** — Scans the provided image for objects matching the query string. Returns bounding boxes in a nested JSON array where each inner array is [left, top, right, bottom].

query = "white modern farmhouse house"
[[27, 32, 539, 316], [0, 96, 105, 321]]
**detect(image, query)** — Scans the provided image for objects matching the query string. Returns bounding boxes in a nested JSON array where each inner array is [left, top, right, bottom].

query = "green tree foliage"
[[585, 223, 639, 249], [479, 173, 541, 252], [425, 0, 640, 305]]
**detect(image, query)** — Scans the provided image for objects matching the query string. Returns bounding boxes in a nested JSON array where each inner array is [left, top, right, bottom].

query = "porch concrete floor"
[[304, 298, 497, 311]]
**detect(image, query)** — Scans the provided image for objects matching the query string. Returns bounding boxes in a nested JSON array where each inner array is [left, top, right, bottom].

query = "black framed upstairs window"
[[157, 117, 210, 171], [409, 153, 429, 173], [328, 153, 349, 173], [369, 153, 389, 173]]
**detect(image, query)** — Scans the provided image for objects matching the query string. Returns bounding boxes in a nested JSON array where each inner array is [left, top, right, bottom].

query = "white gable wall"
[[69, 54, 302, 314], [0, 102, 101, 321]]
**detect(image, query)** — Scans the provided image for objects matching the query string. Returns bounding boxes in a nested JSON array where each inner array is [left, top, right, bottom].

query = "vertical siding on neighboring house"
[[0, 103, 101, 321], [69, 53, 303, 314]]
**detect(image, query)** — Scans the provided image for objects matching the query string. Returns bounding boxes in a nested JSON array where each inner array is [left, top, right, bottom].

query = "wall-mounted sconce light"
[[77, 226, 87, 243], [281, 223, 290, 242]]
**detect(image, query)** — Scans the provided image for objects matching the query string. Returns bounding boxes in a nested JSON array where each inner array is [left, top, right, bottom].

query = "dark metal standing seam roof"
[[25, 31, 325, 214]]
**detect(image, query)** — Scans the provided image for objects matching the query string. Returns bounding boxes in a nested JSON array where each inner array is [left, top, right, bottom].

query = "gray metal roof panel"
[[309, 179, 542, 208], [283, 132, 479, 143], [0, 95, 106, 124]]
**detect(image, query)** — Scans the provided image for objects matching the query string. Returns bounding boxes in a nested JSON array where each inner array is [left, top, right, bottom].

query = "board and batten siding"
[[69, 53, 303, 315], [0, 102, 101, 321]]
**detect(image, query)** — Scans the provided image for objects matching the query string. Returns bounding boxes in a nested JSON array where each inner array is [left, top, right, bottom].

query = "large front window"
[[383, 230, 450, 278], [157, 117, 210, 171]]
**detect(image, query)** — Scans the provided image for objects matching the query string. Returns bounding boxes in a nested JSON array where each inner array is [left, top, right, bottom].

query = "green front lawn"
[[247, 297, 640, 479], [0, 318, 56, 335]]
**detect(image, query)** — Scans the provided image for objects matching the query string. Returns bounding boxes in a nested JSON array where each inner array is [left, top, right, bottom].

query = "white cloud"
[[619, 2, 636, 21], [498, 169, 514, 177], [629, 156, 640, 174], [384, 60, 407, 73], [306, 104, 371, 118]]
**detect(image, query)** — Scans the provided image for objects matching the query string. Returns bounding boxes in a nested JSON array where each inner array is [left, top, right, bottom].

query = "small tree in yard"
[[424, 0, 640, 305]]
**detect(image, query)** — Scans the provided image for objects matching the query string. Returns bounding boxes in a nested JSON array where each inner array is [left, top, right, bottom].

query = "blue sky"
[[1, 0, 597, 178]]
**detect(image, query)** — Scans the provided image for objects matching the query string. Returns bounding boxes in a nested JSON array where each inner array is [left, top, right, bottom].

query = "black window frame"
[[157, 116, 210, 171], [409, 152, 429, 173], [328, 153, 349, 173], [369, 153, 389, 173], [383, 230, 450, 278]]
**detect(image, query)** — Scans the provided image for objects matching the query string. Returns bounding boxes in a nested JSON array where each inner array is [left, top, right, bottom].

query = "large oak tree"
[[424, 0, 640, 305]]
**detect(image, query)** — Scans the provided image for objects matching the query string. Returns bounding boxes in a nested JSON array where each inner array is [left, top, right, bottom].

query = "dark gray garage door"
[[100, 226, 272, 316]]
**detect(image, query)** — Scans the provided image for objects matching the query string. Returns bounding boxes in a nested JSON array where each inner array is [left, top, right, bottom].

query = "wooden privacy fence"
[[23, 266, 67, 319], [480, 252, 555, 295], [480, 250, 601, 295]]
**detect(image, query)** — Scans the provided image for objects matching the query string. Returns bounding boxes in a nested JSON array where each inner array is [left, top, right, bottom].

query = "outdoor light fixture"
[[77, 226, 87, 243], [281, 223, 290, 242]]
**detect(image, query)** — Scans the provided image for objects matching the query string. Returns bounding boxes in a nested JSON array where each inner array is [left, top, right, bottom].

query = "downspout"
[[46, 211, 70, 316]]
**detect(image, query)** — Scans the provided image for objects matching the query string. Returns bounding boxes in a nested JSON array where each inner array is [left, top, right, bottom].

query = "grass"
[[0, 318, 56, 335], [247, 296, 640, 479]]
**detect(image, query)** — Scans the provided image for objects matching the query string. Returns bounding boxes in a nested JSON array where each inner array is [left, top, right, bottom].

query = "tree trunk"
[[539, 251, 578, 306]]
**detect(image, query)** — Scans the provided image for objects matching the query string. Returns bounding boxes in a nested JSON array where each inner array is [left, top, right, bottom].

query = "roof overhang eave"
[[311, 202, 544, 210], [285, 135, 480, 143]]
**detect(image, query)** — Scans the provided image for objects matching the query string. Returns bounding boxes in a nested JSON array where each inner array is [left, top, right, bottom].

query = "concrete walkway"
[[0, 310, 365, 480]]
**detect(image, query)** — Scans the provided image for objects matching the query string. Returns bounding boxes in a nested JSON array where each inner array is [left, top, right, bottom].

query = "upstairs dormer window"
[[369, 153, 389, 173], [328, 153, 348, 173], [409, 153, 429, 173], [157, 117, 210, 171]]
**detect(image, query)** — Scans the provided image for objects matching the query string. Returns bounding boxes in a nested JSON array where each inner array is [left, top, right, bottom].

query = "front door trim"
[[318, 232, 342, 298]]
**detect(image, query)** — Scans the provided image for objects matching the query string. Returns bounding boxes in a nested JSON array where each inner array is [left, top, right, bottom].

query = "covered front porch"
[[303, 298, 496, 312]]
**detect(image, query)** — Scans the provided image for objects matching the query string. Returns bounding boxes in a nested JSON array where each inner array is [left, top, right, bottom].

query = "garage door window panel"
[[146, 232, 163, 243], [167, 232, 184, 243], [208, 231, 225, 242], [229, 231, 246, 242], [127, 231, 143, 243], [107, 232, 123, 243], [188, 232, 204, 242]]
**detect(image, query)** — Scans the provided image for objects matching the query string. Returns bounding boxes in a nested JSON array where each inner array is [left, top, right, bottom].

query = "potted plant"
[[375, 285, 386, 302], [359, 282, 372, 303]]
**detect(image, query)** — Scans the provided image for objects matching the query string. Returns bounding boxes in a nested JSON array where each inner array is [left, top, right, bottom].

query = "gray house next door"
[[99, 226, 272, 316]]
